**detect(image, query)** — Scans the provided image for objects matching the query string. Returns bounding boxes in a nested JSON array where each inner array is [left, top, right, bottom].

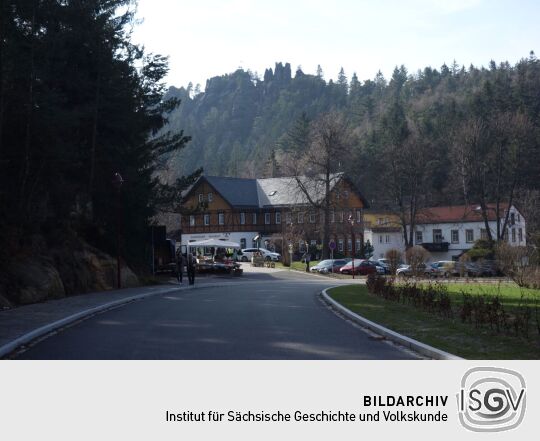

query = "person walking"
[[187, 251, 196, 285], [176, 250, 185, 283]]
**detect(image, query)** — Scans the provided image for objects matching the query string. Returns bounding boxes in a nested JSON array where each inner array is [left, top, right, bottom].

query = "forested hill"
[[160, 62, 349, 180], [160, 56, 540, 200]]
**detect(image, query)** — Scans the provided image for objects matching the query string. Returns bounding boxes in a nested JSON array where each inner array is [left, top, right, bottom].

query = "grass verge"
[[328, 284, 540, 359]]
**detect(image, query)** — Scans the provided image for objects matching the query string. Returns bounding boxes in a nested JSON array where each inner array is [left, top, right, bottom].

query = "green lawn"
[[328, 284, 540, 359], [420, 281, 539, 311]]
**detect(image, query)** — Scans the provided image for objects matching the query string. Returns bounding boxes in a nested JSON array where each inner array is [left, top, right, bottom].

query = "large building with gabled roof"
[[179, 173, 368, 257]]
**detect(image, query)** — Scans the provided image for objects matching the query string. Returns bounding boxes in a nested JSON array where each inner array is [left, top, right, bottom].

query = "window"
[[384, 217, 389, 225], [252, 213, 257, 225], [377, 217, 383, 225], [240, 212, 245, 225], [512, 228, 516, 243], [385, 235, 391, 243], [451, 230, 459, 244], [356, 239, 361, 251], [275, 212, 281, 224], [510, 213, 515, 225], [480, 228, 488, 240], [518, 228, 523, 242], [348, 238, 352, 251], [299, 241, 306, 253], [265, 213, 271, 225], [189, 215, 195, 226], [298, 212, 304, 224], [338, 239, 344, 252], [433, 229, 443, 243], [517, 213, 521, 222], [240, 238, 246, 249], [415, 231, 423, 244], [330, 210, 335, 223], [286, 212, 292, 224], [218, 213, 224, 225], [204, 214, 210, 226], [466, 229, 474, 243], [356, 210, 362, 223], [338, 211, 344, 223], [309, 212, 316, 223], [198, 194, 204, 203], [208, 193, 213, 202], [379, 235, 383, 244]]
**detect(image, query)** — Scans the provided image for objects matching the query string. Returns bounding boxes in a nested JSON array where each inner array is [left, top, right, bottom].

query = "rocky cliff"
[[0, 234, 139, 309]]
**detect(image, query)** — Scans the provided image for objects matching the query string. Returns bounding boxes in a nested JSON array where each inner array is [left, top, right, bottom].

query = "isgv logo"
[[457, 367, 526, 432]]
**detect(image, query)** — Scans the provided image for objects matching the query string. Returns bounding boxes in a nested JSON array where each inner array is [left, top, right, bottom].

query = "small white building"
[[412, 204, 526, 261], [364, 226, 405, 259]]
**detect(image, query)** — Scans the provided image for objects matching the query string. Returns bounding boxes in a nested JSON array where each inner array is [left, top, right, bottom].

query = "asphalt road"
[[18, 270, 416, 360]]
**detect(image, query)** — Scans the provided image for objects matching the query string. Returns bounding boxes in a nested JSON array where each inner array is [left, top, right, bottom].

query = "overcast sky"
[[131, 0, 540, 89]]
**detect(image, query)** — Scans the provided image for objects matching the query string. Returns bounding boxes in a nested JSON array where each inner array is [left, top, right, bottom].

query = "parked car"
[[241, 248, 281, 262], [430, 261, 459, 277], [340, 259, 378, 276], [396, 263, 437, 278], [462, 260, 499, 277], [371, 260, 389, 275], [311, 259, 350, 274]]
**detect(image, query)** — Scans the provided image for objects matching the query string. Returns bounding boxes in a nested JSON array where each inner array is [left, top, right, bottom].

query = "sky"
[[131, 0, 540, 89]]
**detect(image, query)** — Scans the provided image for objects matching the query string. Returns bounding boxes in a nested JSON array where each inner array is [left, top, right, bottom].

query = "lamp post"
[[348, 215, 355, 279], [112, 172, 124, 289]]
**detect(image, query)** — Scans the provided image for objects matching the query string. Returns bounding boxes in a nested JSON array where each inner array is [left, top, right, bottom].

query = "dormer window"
[[198, 194, 204, 203], [208, 193, 213, 202], [269, 191, 277, 196]]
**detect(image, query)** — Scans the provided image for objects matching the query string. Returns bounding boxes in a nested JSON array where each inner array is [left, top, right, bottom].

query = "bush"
[[366, 275, 538, 339], [405, 246, 430, 276], [385, 248, 402, 275], [496, 243, 540, 288]]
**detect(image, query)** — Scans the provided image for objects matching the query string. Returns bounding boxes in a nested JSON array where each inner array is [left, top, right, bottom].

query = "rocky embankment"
[[0, 237, 139, 309]]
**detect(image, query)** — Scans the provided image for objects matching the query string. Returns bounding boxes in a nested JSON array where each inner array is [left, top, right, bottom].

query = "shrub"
[[385, 248, 402, 275], [496, 243, 540, 288], [405, 246, 430, 276]]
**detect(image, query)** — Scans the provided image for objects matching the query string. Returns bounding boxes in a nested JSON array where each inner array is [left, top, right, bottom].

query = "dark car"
[[463, 261, 499, 277], [340, 259, 377, 276]]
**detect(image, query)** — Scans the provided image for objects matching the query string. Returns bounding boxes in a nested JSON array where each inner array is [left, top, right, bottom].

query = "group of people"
[[176, 250, 196, 285]]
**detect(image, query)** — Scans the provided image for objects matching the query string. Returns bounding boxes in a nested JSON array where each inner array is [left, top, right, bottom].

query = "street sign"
[[329, 240, 336, 250]]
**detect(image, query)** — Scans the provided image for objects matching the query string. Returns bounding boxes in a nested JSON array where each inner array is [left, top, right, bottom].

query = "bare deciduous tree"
[[285, 111, 354, 259], [453, 112, 534, 243]]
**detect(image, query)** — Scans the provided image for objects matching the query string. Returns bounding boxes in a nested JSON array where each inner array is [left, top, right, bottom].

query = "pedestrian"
[[187, 251, 196, 285], [305, 252, 311, 272], [176, 250, 185, 283]]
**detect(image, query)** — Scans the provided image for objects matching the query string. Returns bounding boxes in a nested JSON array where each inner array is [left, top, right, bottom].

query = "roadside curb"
[[0, 281, 247, 359], [320, 287, 464, 360]]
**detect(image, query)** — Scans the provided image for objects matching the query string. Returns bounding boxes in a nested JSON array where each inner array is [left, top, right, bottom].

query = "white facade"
[[364, 229, 405, 259], [413, 205, 526, 261]]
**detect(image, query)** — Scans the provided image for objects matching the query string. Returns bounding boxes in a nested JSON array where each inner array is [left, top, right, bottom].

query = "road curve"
[[18, 270, 416, 360]]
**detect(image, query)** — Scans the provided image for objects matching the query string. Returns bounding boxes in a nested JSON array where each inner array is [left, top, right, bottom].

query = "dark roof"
[[185, 174, 367, 209], [205, 176, 259, 208]]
